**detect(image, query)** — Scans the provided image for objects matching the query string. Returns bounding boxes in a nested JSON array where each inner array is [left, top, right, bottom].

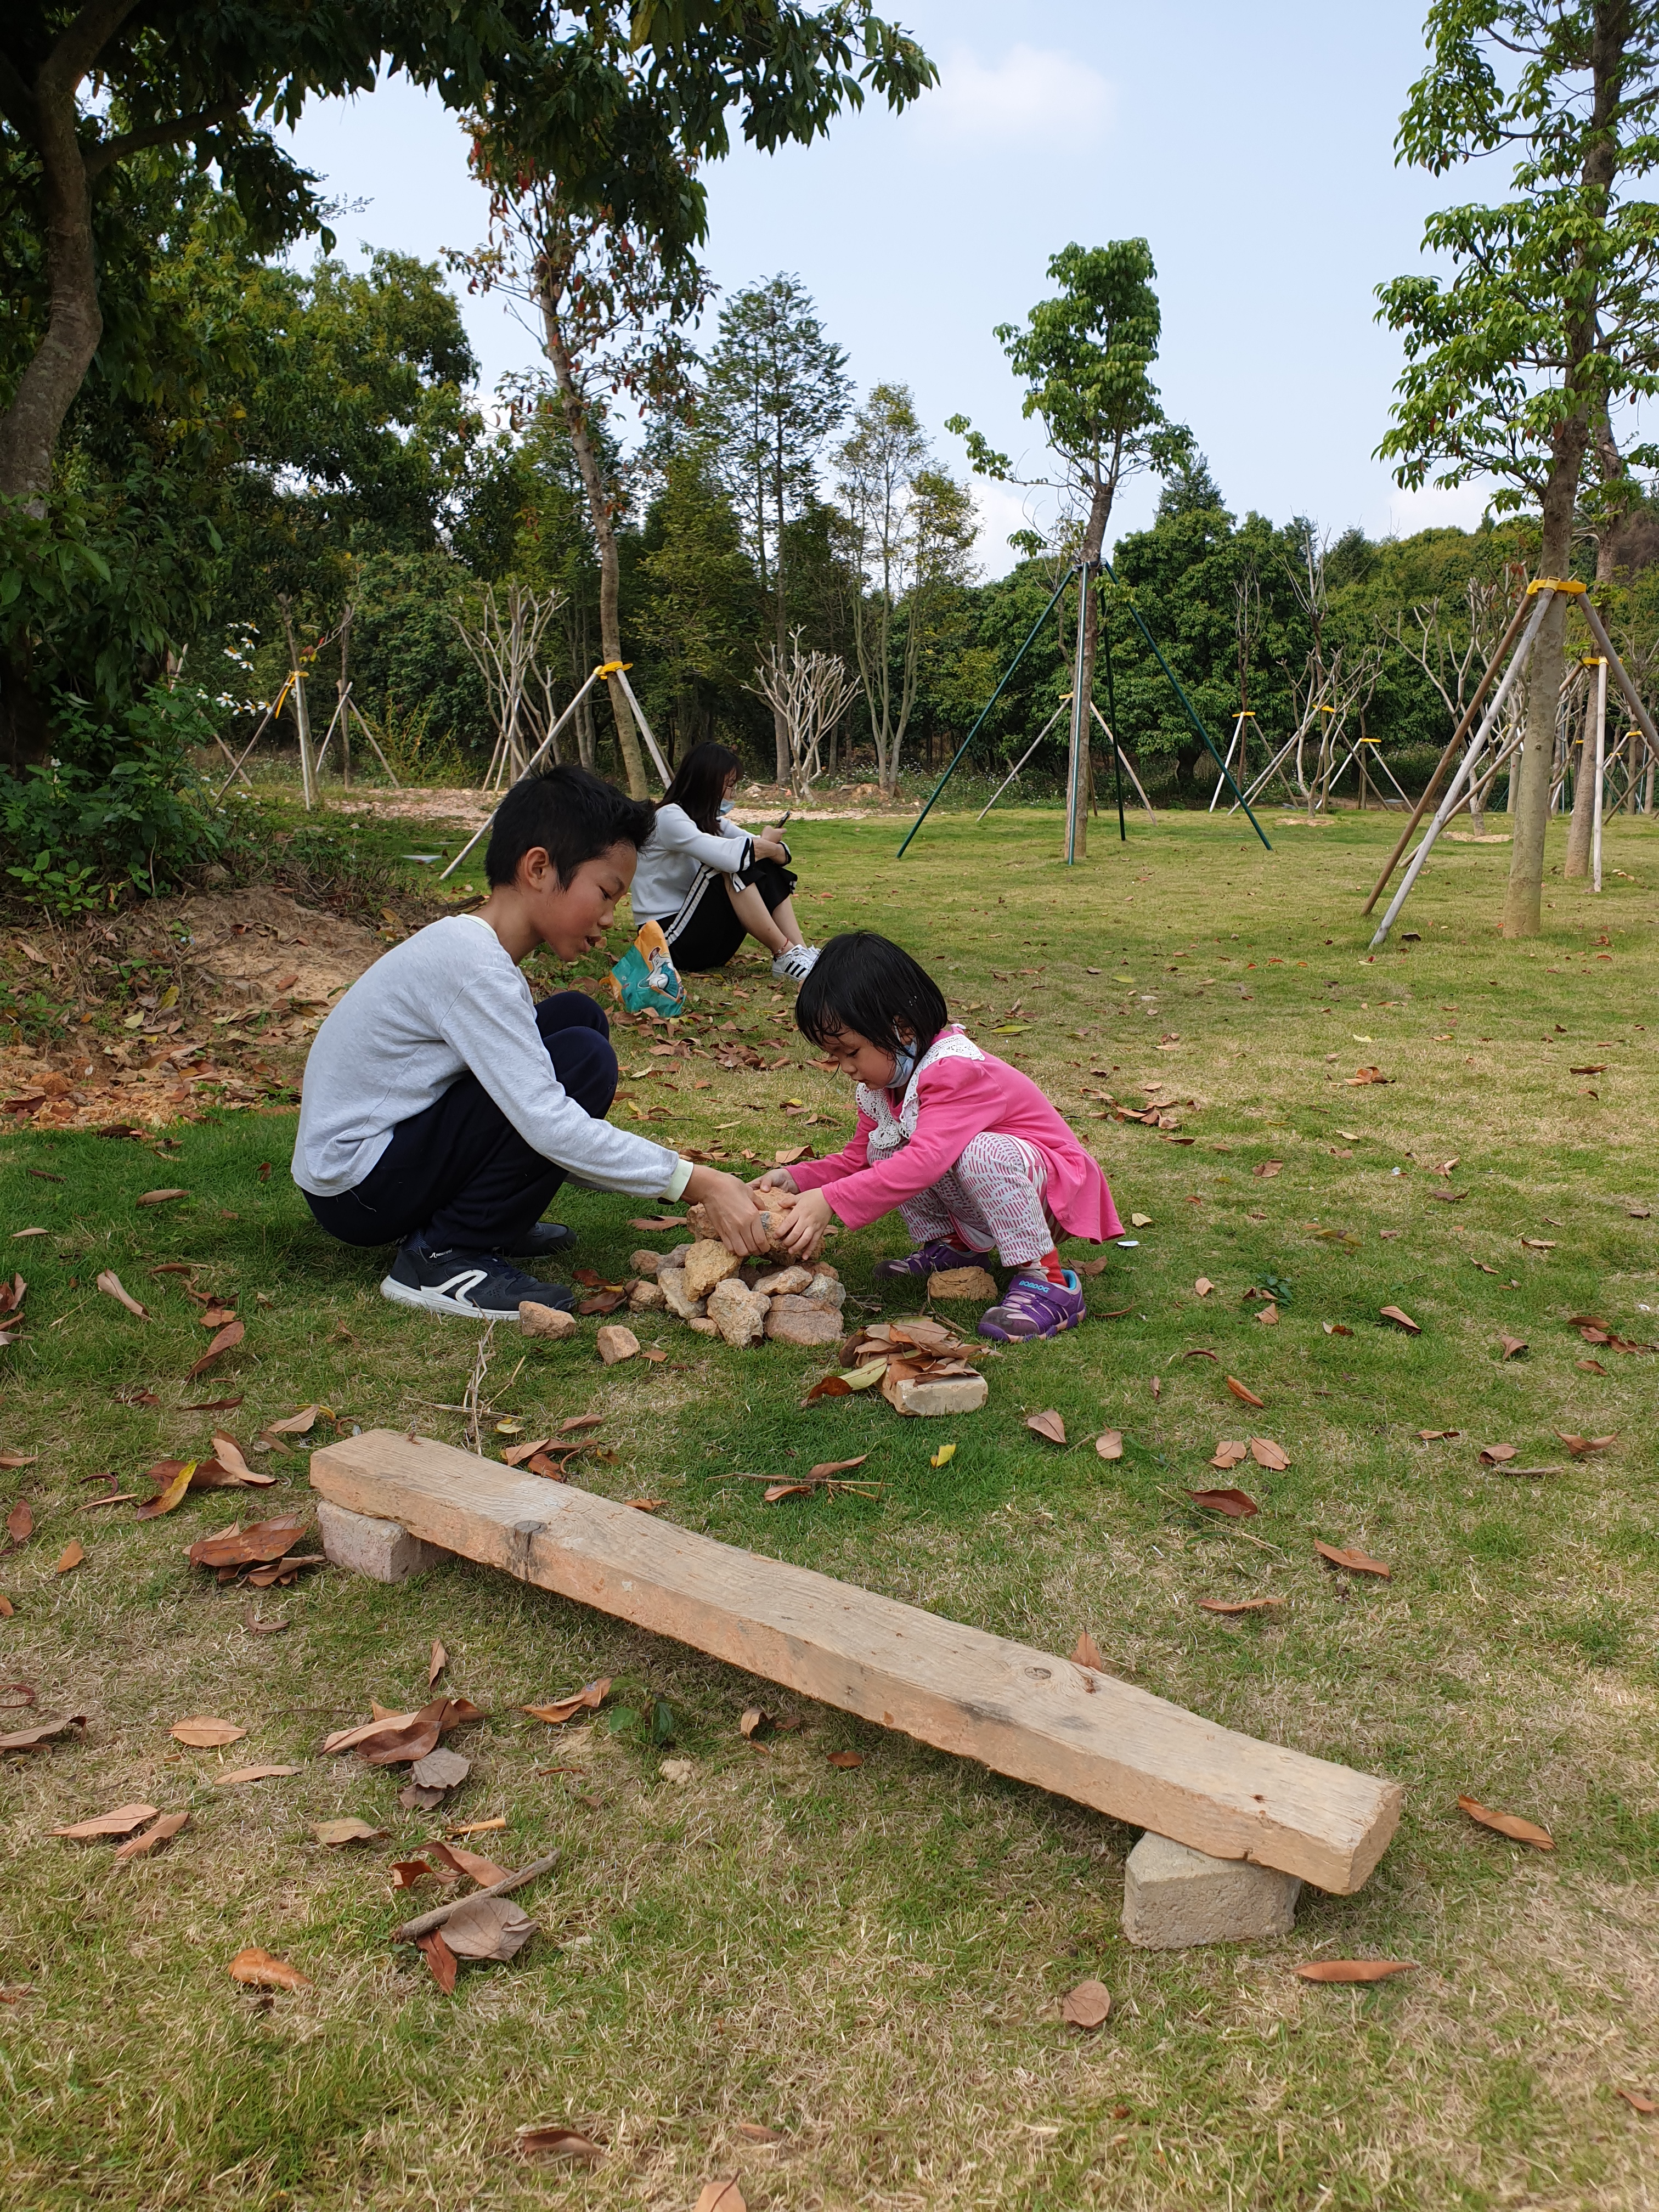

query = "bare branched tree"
[[751, 631, 860, 797], [451, 583, 565, 790]]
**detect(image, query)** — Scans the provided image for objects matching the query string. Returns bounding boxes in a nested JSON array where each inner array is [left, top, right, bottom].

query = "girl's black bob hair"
[[794, 932, 949, 1059], [659, 740, 741, 836]]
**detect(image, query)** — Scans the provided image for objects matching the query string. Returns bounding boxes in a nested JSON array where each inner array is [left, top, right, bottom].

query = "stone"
[[687, 1316, 719, 1338], [764, 1304, 844, 1346], [801, 1272, 846, 1311], [596, 1324, 641, 1365], [656, 1268, 706, 1322], [520, 1301, 577, 1340], [893, 1374, 989, 1417], [630, 1249, 664, 1276], [707, 1278, 771, 1347], [682, 1238, 742, 1301], [928, 1265, 999, 1302], [1121, 1830, 1301, 1949], [628, 1279, 667, 1313], [754, 1265, 814, 1297], [317, 1499, 445, 1584]]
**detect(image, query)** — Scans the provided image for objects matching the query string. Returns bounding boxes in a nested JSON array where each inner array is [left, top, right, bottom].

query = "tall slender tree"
[[1376, 0, 1659, 936], [702, 275, 851, 782]]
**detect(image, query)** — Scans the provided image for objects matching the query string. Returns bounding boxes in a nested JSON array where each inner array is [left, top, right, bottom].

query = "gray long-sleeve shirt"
[[627, 803, 754, 924], [291, 913, 686, 1200]]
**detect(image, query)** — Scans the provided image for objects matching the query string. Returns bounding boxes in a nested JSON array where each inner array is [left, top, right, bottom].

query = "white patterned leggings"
[[898, 1132, 1057, 1268]]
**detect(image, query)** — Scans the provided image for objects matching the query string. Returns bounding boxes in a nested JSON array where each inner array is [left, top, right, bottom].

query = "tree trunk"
[[540, 316, 649, 798], [1071, 470, 1116, 861], [770, 462, 790, 786]]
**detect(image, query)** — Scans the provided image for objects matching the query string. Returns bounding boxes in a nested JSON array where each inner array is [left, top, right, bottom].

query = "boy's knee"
[[555, 1027, 618, 1115], [536, 990, 611, 1042]]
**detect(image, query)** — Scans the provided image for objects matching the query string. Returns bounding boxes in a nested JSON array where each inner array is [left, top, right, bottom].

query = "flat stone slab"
[[317, 1498, 448, 1584], [1122, 1829, 1302, 1948]]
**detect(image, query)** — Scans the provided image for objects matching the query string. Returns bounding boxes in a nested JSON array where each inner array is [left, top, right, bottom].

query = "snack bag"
[[608, 918, 685, 1018]]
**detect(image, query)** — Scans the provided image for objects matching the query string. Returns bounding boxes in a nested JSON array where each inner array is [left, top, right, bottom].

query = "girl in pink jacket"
[[754, 932, 1123, 1340]]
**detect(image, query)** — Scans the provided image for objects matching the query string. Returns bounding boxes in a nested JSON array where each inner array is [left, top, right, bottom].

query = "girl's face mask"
[[889, 1041, 918, 1089]]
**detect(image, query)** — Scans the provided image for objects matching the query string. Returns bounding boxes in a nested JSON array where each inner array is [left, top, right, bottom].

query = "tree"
[[948, 239, 1191, 853], [702, 274, 851, 781], [834, 382, 975, 792], [1375, 0, 1659, 936], [634, 443, 763, 763]]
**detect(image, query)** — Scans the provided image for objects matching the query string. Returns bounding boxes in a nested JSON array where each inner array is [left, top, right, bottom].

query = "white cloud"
[[1370, 478, 1499, 541], [967, 478, 1060, 579], [918, 43, 1114, 148]]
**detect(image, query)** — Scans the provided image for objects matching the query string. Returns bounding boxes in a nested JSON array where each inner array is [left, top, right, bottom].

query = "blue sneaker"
[[977, 1271, 1086, 1341]]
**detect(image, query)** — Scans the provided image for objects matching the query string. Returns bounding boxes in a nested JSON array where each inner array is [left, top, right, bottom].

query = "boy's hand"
[[682, 1165, 771, 1255], [769, 1186, 833, 1259], [751, 1167, 800, 1195]]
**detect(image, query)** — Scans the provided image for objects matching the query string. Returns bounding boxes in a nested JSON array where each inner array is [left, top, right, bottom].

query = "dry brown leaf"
[[1188, 1487, 1260, 1519], [52, 1801, 159, 1838], [213, 1764, 300, 1787], [1025, 1410, 1066, 1445], [5, 1497, 32, 1546], [427, 1838, 510, 1886], [266, 1404, 320, 1436], [415, 1928, 458, 1992], [693, 2183, 746, 2212], [1253, 1160, 1283, 1180], [738, 1707, 772, 1741], [1520, 1235, 1556, 1250], [1094, 1430, 1124, 1461], [136, 1459, 197, 1520], [354, 1695, 481, 1768], [805, 1454, 870, 1480], [187, 1513, 307, 1570], [1248, 1437, 1289, 1471], [1210, 1440, 1249, 1469], [207, 1432, 270, 1486], [409, 1746, 470, 1791], [1194, 1277, 1214, 1297], [736, 2122, 782, 2143], [1458, 1795, 1554, 1848], [313, 1817, 387, 1847], [171, 1716, 246, 1747], [428, 1638, 447, 1686], [826, 1750, 863, 1768], [114, 1809, 188, 1862], [1225, 1375, 1266, 1408], [1418, 1429, 1460, 1442], [498, 1437, 551, 1466], [0, 1684, 33, 1707], [1314, 1541, 1391, 1578], [0, 1452, 36, 1468], [96, 1271, 148, 1319], [441, 1894, 538, 1961], [1295, 1959, 1415, 1983], [1499, 1334, 1528, 1360], [1323, 1321, 1353, 1336], [1379, 1305, 1421, 1334], [390, 1859, 432, 1891], [1255, 1301, 1279, 1325], [0, 1594, 14, 1618], [228, 1947, 311, 1991], [1070, 1630, 1104, 1671], [1199, 1596, 1284, 1615], [186, 1317, 244, 1380], [0, 1714, 85, 1750], [54, 1539, 83, 1573], [517, 2126, 605, 2163], [523, 1677, 610, 1726], [1059, 1977, 1112, 2029], [1478, 1443, 1519, 1466], [137, 1188, 188, 1207], [1616, 2089, 1657, 2114], [557, 1414, 606, 1434], [1556, 1431, 1616, 1457]]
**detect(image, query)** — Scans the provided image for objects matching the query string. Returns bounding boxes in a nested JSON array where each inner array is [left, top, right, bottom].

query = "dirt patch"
[[169, 885, 386, 1011]]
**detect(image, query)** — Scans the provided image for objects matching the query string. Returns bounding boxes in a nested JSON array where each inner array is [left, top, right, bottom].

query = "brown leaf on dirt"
[[355, 1696, 482, 1768], [188, 1513, 307, 1570], [1498, 1334, 1528, 1359], [213, 1764, 300, 1787], [114, 1809, 188, 1862], [1379, 1305, 1421, 1334], [1188, 1487, 1260, 1518], [1059, 1977, 1112, 2029], [52, 1802, 159, 1838], [441, 1894, 537, 1961], [736, 2122, 782, 2143], [1295, 1959, 1415, 1983], [313, 1818, 387, 1847], [415, 1928, 458, 1992], [523, 1678, 611, 1727], [228, 1947, 311, 1991], [826, 1750, 863, 1768], [1252, 1160, 1283, 1180], [1314, 1541, 1391, 1578], [427, 1838, 510, 1886], [1478, 1444, 1518, 1466], [97, 1271, 148, 1319], [206, 1432, 270, 1486], [1071, 1630, 1104, 1670], [0, 1452, 36, 1469], [1576, 1358, 1608, 1375], [557, 1414, 605, 1434], [1458, 1795, 1554, 1848], [186, 1318, 244, 1380], [266, 1404, 319, 1435], [390, 1859, 431, 1890], [1225, 1375, 1266, 1408], [4, 1497, 31, 1546], [1557, 1431, 1616, 1456], [1249, 1437, 1289, 1471], [136, 1460, 196, 1519], [517, 2125, 605, 2163], [693, 2183, 746, 2212], [427, 1638, 448, 1687], [1616, 2089, 1657, 2114], [1025, 1410, 1066, 1445], [54, 1539, 83, 1572], [171, 1715, 247, 1747], [1199, 1597, 1284, 1615], [1094, 1430, 1124, 1460], [1210, 1440, 1249, 1469]]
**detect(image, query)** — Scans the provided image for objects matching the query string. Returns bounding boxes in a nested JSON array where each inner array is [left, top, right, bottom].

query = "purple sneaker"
[[874, 1238, 981, 1280], [978, 1270, 1086, 1341]]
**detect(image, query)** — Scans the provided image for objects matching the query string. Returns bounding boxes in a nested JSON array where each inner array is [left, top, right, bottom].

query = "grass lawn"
[[2, 802, 1656, 2211]]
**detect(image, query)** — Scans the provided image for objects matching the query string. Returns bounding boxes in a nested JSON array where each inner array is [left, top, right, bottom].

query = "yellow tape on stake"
[[1527, 577, 1587, 594]]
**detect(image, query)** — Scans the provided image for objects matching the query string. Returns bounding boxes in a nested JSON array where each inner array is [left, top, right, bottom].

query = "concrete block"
[[317, 1499, 447, 1584], [1122, 1830, 1301, 1948], [893, 1373, 988, 1417]]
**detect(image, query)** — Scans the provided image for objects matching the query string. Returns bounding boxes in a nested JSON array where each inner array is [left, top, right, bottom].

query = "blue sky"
[[283, 1, 1491, 577]]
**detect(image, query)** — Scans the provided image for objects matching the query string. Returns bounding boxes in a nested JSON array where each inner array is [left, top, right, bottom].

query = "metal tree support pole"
[[976, 702, 1069, 820], [897, 567, 1077, 857], [610, 664, 674, 788], [1087, 703, 1156, 819], [1369, 586, 1555, 949], [439, 663, 610, 881], [1097, 556, 1272, 850], [1101, 611, 1127, 842], [1064, 562, 1091, 865], [1576, 591, 1659, 801], [1591, 652, 1609, 894]]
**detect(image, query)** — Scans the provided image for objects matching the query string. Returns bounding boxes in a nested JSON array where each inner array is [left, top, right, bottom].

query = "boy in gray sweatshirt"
[[292, 764, 770, 1318]]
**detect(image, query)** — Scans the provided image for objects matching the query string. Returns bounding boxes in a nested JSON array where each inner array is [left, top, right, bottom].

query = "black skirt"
[[657, 857, 797, 973]]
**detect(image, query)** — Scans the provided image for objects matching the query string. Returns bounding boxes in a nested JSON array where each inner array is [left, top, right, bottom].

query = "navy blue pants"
[[303, 992, 617, 1252]]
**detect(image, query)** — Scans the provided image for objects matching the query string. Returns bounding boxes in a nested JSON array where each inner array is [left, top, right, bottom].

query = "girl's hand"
[[770, 1186, 833, 1259], [751, 1167, 800, 1195]]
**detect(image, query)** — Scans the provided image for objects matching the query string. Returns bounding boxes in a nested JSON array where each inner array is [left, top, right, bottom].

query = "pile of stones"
[[627, 1236, 845, 1348]]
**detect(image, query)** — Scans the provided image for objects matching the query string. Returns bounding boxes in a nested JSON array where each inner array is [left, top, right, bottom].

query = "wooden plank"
[[311, 1431, 1401, 1893]]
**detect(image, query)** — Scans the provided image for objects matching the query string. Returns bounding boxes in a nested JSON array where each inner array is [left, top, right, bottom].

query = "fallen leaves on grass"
[[693, 2183, 746, 2212], [1558, 1431, 1616, 1456], [266, 1404, 319, 1436], [52, 1802, 159, 1838], [1094, 1431, 1123, 1460], [415, 1929, 458, 1991], [313, 1817, 387, 1847], [1253, 1161, 1283, 1180], [428, 1838, 510, 1885], [1458, 1795, 1554, 1848], [1070, 1630, 1104, 1670], [186, 1318, 244, 1380], [1577, 1358, 1609, 1375], [739, 1707, 771, 1739], [97, 1271, 148, 1319], [0, 1684, 32, 1707], [517, 2126, 604, 2164], [1499, 1334, 1528, 1360], [4, 1498, 31, 1546], [352, 1696, 482, 1768], [929, 1442, 956, 1468], [1479, 1444, 1519, 1466], [441, 1895, 537, 1961], [1210, 1440, 1248, 1469], [1025, 1410, 1066, 1444], [428, 1639, 447, 1686], [137, 1188, 188, 1207], [1295, 1960, 1415, 1983], [227, 1948, 310, 1991], [0, 1452, 36, 1469], [114, 1810, 188, 1861], [523, 1678, 610, 1727], [826, 1750, 863, 1768], [214, 1765, 299, 1787], [1345, 1065, 1389, 1085], [136, 1459, 196, 1519], [1249, 1437, 1289, 1471], [54, 1539, 83, 1572], [1520, 1237, 1556, 1251], [1616, 2089, 1657, 2114], [736, 2123, 782, 2144], [171, 1716, 246, 1747], [1199, 1596, 1284, 1615], [1194, 1277, 1214, 1296], [1314, 1542, 1391, 1578], [1226, 1376, 1266, 1408], [1059, 1978, 1112, 2029], [1130, 1211, 1153, 1227], [187, 1514, 309, 1570], [1418, 1429, 1460, 1442], [205, 1432, 270, 1486], [1379, 1305, 1421, 1334], [1188, 1488, 1259, 1519]]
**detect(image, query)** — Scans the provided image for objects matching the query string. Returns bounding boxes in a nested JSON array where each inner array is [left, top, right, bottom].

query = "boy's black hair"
[[659, 740, 741, 836], [485, 763, 656, 888], [794, 932, 950, 1058]]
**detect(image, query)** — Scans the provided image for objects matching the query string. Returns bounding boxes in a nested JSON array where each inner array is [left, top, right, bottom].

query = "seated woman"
[[629, 741, 821, 983]]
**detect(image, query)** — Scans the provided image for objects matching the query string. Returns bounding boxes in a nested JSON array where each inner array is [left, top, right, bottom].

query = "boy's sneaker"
[[977, 1270, 1086, 1341], [875, 1237, 981, 1280], [501, 1221, 575, 1259], [771, 942, 820, 983], [381, 1235, 577, 1321]]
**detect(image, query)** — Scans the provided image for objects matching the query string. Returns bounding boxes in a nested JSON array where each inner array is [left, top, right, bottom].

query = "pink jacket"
[[788, 1028, 1122, 1242]]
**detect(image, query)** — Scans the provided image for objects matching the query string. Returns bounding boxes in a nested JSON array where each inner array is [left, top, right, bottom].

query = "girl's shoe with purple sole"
[[873, 1238, 981, 1280], [977, 1270, 1086, 1340]]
